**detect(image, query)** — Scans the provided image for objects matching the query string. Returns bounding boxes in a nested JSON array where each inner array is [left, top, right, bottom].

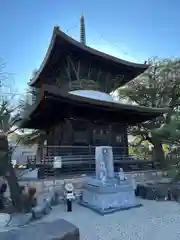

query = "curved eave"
[[44, 85, 169, 115], [66, 92, 168, 115], [29, 26, 149, 87], [20, 85, 169, 129]]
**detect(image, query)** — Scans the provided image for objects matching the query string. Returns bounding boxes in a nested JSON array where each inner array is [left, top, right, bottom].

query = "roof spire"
[[80, 14, 86, 45]]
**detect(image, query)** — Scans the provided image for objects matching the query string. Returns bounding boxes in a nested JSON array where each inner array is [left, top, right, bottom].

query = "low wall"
[[130, 170, 168, 182], [19, 170, 168, 196]]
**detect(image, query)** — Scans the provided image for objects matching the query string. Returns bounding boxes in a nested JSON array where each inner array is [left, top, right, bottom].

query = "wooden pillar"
[[62, 119, 73, 145], [88, 122, 93, 145], [123, 125, 129, 155], [108, 124, 112, 145], [39, 78, 44, 114]]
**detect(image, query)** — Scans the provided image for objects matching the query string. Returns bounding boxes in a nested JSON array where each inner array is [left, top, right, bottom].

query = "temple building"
[[20, 16, 168, 171]]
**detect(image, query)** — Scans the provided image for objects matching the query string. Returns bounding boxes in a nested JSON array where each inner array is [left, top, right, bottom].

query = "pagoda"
[[20, 16, 168, 171]]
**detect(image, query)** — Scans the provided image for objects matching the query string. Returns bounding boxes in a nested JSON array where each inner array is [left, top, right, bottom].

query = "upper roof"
[[29, 26, 149, 87]]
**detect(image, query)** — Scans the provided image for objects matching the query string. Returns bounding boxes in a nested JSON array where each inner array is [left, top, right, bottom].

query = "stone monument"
[[79, 146, 141, 214]]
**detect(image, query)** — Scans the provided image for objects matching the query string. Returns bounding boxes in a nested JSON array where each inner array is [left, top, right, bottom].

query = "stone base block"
[[8, 213, 32, 227], [0, 213, 10, 227], [136, 183, 170, 201], [32, 201, 52, 219], [80, 188, 141, 215], [169, 185, 180, 201], [83, 187, 138, 207], [79, 200, 142, 215], [48, 190, 61, 206], [0, 219, 80, 240]]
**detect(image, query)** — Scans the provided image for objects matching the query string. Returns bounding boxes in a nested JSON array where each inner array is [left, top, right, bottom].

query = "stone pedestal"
[[82, 181, 139, 213]]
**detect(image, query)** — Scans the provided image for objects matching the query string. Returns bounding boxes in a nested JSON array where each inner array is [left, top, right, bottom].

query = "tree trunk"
[[5, 163, 22, 210], [36, 141, 44, 165], [0, 133, 22, 210], [152, 141, 165, 167]]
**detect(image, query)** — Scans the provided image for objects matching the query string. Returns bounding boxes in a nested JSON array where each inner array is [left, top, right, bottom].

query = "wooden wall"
[[46, 119, 128, 156]]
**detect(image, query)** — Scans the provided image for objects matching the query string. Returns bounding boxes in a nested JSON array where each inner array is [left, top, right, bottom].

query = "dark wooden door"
[[93, 127, 110, 146]]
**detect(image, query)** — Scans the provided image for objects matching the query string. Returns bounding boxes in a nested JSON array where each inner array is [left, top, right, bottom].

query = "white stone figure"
[[99, 161, 107, 184], [64, 183, 75, 201], [119, 168, 126, 181], [64, 183, 74, 212]]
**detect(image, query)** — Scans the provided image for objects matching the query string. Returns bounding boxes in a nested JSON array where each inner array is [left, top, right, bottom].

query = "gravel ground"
[[1, 199, 180, 239], [34, 199, 180, 240]]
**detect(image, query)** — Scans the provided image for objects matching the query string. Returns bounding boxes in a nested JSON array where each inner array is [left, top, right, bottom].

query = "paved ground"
[[32, 199, 180, 240]]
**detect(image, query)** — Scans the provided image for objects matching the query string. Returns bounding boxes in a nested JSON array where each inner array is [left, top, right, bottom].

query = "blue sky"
[[0, 0, 180, 94]]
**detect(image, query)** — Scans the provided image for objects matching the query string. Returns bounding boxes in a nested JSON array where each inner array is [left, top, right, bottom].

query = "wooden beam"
[[105, 72, 111, 93], [97, 68, 102, 81], [69, 56, 79, 80], [87, 62, 92, 80], [39, 77, 44, 114]]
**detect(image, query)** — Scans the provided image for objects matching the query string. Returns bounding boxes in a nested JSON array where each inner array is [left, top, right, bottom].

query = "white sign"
[[53, 156, 62, 169], [66, 193, 74, 199]]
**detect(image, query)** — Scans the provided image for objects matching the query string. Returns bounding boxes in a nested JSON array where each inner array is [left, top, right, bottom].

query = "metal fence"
[[12, 145, 150, 164], [12, 145, 161, 178]]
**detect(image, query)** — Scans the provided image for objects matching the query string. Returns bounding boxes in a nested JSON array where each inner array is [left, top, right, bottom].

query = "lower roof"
[[20, 85, 169, 130]]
